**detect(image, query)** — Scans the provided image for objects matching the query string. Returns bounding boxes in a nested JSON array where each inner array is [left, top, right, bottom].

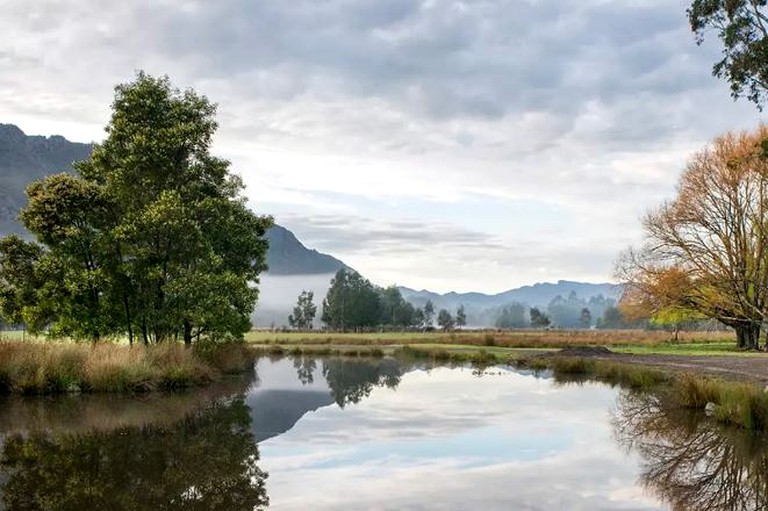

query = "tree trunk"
[[123, 293, 133, 347], [183, 320, 192, 346], [141, 320, 149, 346], [735, 322, 761, 350]]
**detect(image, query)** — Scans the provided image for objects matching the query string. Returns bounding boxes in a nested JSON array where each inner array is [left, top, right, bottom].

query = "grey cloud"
[[277, 213, 503, 254], [112, 0, 720, 126]]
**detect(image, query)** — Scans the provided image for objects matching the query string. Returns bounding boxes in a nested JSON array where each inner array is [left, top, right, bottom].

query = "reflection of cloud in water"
[[255, 360, 665, 510]]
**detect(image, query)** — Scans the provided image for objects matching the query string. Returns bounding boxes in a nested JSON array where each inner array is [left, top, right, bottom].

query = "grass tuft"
[[0, 341, 252, 395]]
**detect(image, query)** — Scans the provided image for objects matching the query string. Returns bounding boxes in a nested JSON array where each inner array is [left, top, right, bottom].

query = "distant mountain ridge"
[[0, 123, 92, 235], [264, 225, 347, 275], [0, 123, 347, 276], [399, 280, 620, 311]]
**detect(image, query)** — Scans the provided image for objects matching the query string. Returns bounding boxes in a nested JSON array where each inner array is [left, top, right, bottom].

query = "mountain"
[[0, 123, 347, 277], [264, 224, 347, 275], [0, 123, 92, 235], [399, 280, 620, 310]]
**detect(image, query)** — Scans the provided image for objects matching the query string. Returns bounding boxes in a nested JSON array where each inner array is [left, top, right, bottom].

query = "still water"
[[0, 356, 766, 510]]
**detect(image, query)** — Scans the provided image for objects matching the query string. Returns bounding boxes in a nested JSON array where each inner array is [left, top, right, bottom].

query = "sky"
[[1, 0, 764, 293]]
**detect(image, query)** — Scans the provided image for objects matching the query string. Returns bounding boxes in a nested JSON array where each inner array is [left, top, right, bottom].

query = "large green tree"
[[12, 73, 272, 344], [378, 285, 417, 328], [689, 0, 768, 107], [321, 269, 381, 331]]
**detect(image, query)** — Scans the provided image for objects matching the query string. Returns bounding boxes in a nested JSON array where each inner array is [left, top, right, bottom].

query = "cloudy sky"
[[1, 0, 764, 293]]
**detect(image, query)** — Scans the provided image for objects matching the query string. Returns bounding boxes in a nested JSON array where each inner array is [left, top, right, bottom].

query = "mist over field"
[[253, 273, 335, 328]]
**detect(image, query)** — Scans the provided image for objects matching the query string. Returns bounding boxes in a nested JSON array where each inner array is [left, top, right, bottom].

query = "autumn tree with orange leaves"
[[618, 125, 768, 349]]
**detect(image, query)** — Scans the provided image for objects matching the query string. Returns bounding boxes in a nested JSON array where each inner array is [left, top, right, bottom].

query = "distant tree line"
[[288, 269, 468, 331], [491, 292, 627, 330]]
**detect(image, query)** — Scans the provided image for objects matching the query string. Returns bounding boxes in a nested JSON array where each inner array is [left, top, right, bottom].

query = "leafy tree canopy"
[[3, 72, 273, 344], [289, 290, 317, 330], [689, 0, 768, 108]]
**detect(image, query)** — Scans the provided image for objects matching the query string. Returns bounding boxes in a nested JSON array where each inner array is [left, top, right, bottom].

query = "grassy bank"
[[0, 342, 254, 394], [517, 355, 768, 431], [246, 329, 737, 352]]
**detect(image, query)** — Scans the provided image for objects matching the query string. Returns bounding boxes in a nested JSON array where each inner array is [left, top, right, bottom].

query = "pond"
[[0, 356, 766, 510]]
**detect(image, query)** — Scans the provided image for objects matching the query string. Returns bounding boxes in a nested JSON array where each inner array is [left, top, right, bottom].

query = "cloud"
[[0, 0, 764, 292]]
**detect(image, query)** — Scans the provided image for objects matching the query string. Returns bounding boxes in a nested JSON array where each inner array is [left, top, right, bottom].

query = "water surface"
[[0, 356, 766, 510]]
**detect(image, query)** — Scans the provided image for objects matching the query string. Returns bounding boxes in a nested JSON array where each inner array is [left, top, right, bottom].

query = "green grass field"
[[244, 329, 747, 356]]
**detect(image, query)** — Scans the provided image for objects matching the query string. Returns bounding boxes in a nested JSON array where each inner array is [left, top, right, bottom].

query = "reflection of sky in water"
[[251, 359, 667, 510]]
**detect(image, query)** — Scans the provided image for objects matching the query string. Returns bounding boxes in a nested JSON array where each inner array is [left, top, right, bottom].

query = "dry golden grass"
[[247, 328, 734, 348], [0, 341, 252, 394]]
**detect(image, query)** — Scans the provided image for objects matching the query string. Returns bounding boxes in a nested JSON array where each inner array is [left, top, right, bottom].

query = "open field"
[[246, 328, 737, 351]]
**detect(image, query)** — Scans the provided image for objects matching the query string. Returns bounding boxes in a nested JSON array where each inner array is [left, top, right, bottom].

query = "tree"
[[14, 72, 273, 344], [579, 307, 592, 329], [529, 307, 550, 329], [412, 307, 426, 329], [0, 236, 45, 329], [437, 309, 455, 331], [321, 269, 381, 331], [618, 126, 768, 349], [600, 306, 625, 329], [688, 1, 768, 108], [619, 273, 705, 340], [288, 290, 317, 330], [548, 291, 588, 328], [423, 300, 435, 328], [378, 286, 416, 328], [455, 304, 467, 328], [495, 302, 528, 329]]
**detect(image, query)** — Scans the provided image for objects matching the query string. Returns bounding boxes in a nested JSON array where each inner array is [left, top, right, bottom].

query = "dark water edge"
[[0, 356, 766, 510]]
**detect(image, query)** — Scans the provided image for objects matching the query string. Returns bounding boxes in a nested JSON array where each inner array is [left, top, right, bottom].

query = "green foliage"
[[321, 269, 381, 331], [321, 271, 423, 331], [598, 306, 625, 329], [437, 308, 455, 330], [288, 290, 318, 330], [0, 236, 44, 327], [688, 0, 768, 108], [579, 307, 592, 328], [378, 285, 417, 328], [495, 302, 528, 328], [6, 72, 272, 344], [423, 299, 435, 327], [456, 304, 467, 328], [529, 307, 551, 328]]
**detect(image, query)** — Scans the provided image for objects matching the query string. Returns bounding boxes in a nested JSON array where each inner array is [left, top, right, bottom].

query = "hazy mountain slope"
[[264, 225, 347, 275], [0, 123, 348, 277], [399, 280, 619, 311], [0, 123, 92, 234]]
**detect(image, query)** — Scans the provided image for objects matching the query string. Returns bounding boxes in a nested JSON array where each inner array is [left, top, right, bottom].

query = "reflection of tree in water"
[[322, 358, 404, 407], [292, 355, 317, 385], [0, 398, 268, 511], [613, 390, 768, 510]]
